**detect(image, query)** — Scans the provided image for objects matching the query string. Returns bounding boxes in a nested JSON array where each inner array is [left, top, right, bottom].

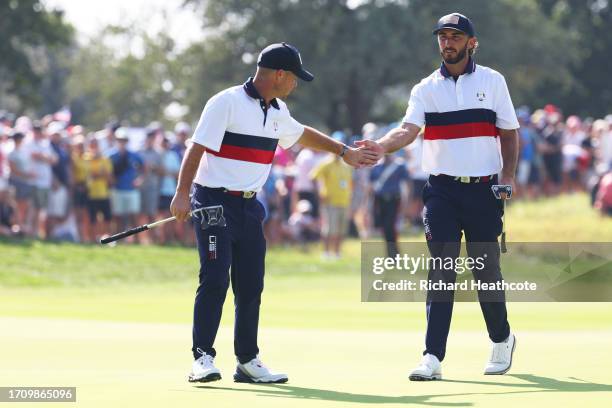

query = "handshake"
[[340, 139, 385, 168]]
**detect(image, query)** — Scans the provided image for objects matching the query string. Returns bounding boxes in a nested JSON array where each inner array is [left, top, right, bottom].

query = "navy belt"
[[435, 174, 496, 184], [204, 186, 257, 199]]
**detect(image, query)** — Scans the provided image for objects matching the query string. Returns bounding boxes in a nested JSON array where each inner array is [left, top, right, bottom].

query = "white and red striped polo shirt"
[[192, 78, 304, 191], [402, 59, 519, 177]]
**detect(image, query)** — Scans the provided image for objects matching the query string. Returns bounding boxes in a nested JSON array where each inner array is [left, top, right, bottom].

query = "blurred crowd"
[[0, 113, 191, 244], [1, 104, 611, 253]]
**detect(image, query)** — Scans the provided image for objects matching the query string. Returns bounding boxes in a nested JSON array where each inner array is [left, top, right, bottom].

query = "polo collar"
[[440, 57, 476, 79], [243, 77, 280, 110]]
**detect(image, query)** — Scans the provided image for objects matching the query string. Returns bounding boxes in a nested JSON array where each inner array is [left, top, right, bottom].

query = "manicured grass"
[[0, 193, 611, 407], [0, 193, 610, 288], [1, 318, 611, 408]]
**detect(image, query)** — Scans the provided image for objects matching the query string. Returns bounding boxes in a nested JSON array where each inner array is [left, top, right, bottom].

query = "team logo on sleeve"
[[477, 91, 486, 101]]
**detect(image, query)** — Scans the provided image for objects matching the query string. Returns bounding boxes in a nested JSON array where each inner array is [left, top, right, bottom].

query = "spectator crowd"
[[1, 104, 611, 254]]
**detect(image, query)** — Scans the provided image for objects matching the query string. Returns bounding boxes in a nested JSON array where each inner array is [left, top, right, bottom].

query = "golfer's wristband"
[[339, 144, 348, 157]]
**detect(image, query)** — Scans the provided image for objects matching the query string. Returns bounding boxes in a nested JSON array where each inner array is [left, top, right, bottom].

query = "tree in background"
[[183, 0, 579, 134], [65, 25, 182, 129], [3, 0, 608, 132], [537, 0, 612, 118], [0, 0, 73, 113]]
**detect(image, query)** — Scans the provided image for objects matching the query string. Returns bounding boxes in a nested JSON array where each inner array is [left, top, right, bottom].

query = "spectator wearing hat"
[[109, 128, 143, 240], [85, 138, 113, 243], [0, 112, 15, 134], [138, 127, 163, 243], [7, 132, 34, 235], [516, 108, 541, 198], [157, 136, 182, 244], [14, 116, 33, 134], [71, 134, 91, 242], [24, 122, 58, 239], [173, 121, 192, 160], [539, 111, 564, 196], [562, 115, 587, 193], [47, 122, 72, 236]]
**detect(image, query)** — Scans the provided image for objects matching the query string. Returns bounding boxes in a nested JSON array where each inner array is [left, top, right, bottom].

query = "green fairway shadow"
[[445, 374, 612, 394], [195, 384, 473, 406], [194, 374, 612, 405]]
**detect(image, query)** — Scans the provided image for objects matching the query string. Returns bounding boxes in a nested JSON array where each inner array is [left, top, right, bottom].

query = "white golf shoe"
[[188, 348, 221, 383], [484, 333, 516, 375], [234, 356, 288, 383], [409, 353, 442, 381]]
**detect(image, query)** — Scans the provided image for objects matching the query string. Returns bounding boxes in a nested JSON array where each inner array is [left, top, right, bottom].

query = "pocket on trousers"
[[253, 199, 267, 222]]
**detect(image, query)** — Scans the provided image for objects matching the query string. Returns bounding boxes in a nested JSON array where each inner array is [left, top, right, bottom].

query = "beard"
[[441, 43, 469, 64]]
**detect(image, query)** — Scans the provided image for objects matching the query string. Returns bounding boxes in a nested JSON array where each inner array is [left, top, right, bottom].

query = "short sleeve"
[[192, 92, 232, 152], [278, 115, 305, 149], [402, 82, 426, 128], [494, 74, 520, 130]]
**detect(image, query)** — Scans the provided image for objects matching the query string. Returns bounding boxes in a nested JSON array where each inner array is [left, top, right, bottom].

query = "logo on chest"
[[476, 91, 486, 102]]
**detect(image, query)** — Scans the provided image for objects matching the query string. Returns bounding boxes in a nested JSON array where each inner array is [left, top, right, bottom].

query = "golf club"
[[491, 184, 513, 253], [100, 207, 208, 244]]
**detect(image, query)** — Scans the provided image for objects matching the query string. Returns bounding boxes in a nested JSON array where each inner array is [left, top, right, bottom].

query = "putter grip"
[[500, 232, 507, 253], [100, 225, 149, 244]]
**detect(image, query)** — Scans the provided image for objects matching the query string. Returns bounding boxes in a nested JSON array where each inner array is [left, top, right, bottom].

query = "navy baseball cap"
[[257, 42, 314, 82], [433, 13, 475, 37]]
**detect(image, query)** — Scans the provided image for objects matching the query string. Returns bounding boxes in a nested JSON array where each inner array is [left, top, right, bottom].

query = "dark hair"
[[11, 131, 25, 141]]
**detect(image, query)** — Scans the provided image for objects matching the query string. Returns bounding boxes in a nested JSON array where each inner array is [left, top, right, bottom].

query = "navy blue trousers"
[[191, 185, 266, 364], [422, 175, 511, 362]]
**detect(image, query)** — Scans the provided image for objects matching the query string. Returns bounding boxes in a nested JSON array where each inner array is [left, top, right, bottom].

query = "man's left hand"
[[499, 175, 516, 200]]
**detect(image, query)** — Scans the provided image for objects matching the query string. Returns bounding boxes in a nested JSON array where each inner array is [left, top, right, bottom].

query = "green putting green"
[[1, 312, 611, 408], [1, 194, 611, 407]]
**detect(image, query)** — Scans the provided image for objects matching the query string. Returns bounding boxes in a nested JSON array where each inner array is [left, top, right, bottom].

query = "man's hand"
[[499, 175, 516, 200], [353, 140, 385, 165], [170, 191, 191, 222], [342, 145, 380, 168]]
